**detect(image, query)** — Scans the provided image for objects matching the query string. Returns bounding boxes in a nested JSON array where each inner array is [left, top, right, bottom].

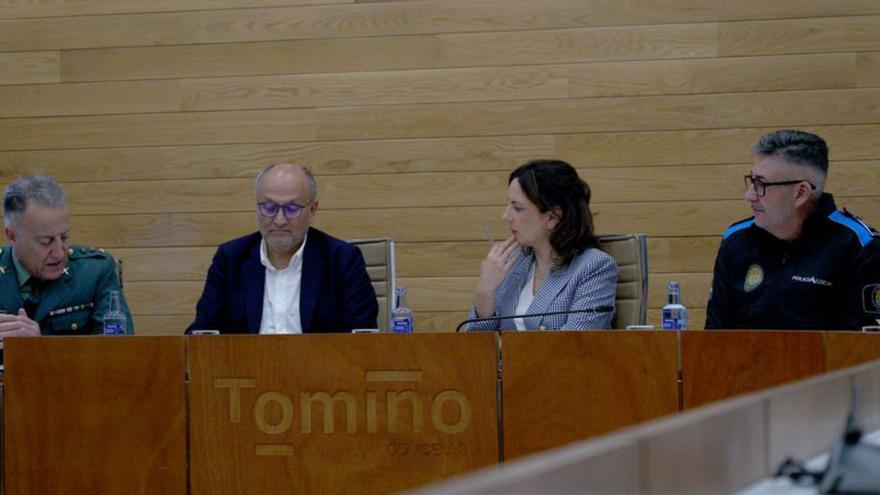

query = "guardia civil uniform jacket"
[[706, 193, 880, 330], [0, 244, 134, 335]]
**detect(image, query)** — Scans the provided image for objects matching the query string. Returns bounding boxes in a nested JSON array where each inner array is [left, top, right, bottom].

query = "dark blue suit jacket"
[[188, 228, 378, 334]]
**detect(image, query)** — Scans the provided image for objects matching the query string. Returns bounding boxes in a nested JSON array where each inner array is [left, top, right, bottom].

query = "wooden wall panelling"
[[648, 273, 711, 311], [125, 281, 204, 315], [51, 164, 777, 215], [719, 16, 880, 56], [858, 52, 880, 86], [4, 1, 879, 48], [176, 53, 858, 109], [114, 246, 216, 281], [0, 0, 345, 19], [2, 93, 709, 149], [0, 51, 59, 85], [0, 136, 557, 181], [0, 53, 859, 118], [0, 109, 318, 150], [0, 80, 182, 118], [57, 24, 717, 82], [714, 88, 880, 128], [135, 314, 195, 335], [0, 2, 725, 51], [313, 95, 716, 141], [324, 89, 880, 142], [3, 0, 880, 21], [708, 1, 880, 20], [554, 124, 880, 166], [648, 237, 720, 273], [2, 125, 878, 183]]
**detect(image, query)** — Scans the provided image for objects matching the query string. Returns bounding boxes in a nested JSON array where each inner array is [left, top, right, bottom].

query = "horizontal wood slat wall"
[[1, 1, 879, 333]]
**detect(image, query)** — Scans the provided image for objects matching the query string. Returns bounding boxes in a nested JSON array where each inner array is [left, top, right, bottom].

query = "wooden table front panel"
[[3, 336, 187, 495], [188, 333, 498, 495], [823, 331, 880, 371], [681, 331, 825, 409], [502, 331, 679, 460]]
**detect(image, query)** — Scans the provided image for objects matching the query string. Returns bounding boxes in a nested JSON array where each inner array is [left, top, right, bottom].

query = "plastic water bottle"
[[391, 286, 414, 333], [661, 281, 688, 330], [103, 290, 127, 335]]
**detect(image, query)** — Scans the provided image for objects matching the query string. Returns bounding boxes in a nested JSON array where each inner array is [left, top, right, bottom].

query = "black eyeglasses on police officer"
[[257, 201, 311, 219], [744, 175, 816, 198]]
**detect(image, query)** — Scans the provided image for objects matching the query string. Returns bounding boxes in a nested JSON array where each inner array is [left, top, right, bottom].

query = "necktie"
[[22, 279, 41, 319]]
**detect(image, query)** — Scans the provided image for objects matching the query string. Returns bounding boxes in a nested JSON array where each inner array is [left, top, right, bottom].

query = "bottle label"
[[392, 318, 413, 333], [662, 317, 683, 330], [103, 322, 125, 335]]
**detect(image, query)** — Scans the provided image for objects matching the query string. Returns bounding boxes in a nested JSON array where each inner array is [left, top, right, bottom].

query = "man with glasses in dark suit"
[[188, 163, 377, 334], [706, 129, 880, 330]]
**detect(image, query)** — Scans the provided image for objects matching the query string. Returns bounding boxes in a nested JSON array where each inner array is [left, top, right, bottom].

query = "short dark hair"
[[509, 159, 597, 268], [3, 175, 67, 227], [752, 129, 829, 175]]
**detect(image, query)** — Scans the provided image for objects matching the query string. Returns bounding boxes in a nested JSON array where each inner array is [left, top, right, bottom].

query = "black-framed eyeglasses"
[[744, 175, 816, 198], [257, 201, 311, 219]]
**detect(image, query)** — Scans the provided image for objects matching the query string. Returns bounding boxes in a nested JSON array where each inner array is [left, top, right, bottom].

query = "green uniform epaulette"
[[68, 245, 114, 260]]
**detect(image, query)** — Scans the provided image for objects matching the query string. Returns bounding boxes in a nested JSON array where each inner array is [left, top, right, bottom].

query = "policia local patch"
[[744, 264, 764, 293]]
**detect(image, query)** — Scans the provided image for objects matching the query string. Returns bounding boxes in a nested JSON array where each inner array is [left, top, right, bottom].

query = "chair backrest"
[[597, 233, 649, 329], [350, 238, 396, 332]]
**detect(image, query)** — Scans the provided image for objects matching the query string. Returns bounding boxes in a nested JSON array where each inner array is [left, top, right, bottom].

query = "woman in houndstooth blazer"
[[467, 160, 618, 331]]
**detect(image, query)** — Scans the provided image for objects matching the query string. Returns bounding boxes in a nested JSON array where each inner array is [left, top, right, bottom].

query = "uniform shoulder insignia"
[[829, 209, 876, 247], [68, 244, 114, 260], [722, 217, 756, 240]]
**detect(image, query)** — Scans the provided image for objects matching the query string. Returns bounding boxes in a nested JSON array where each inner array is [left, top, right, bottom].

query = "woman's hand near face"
[[474, 235, 519, 318]]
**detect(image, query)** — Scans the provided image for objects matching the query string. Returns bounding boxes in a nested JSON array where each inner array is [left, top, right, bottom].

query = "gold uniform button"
[[68, 248, 74, 255], [71, 322, 78, 331]]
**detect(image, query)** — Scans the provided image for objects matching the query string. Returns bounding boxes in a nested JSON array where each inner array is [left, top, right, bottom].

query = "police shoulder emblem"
[[744, 264, 764, 292], [863, 284, 880, 314]]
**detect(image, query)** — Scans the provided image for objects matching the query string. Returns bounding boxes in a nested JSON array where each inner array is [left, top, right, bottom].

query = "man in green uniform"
[[0, 176, 133, 348]]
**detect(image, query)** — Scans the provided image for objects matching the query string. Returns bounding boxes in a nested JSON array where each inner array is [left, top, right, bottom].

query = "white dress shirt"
[[259, 234, 307, 334], [513, 262, 536, 331]]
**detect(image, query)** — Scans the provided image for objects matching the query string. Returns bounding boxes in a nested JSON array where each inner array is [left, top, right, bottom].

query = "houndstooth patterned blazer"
[[467, 247, 618, 331]]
